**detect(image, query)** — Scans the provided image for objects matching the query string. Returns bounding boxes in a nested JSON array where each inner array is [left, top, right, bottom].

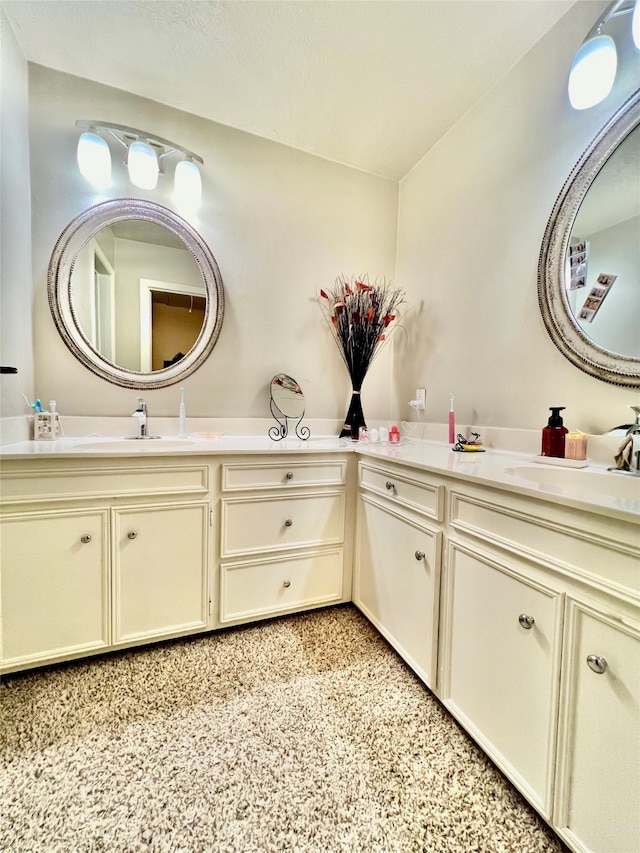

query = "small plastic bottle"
[[541, 407, 568, 458], [389, 425, 401, 443]]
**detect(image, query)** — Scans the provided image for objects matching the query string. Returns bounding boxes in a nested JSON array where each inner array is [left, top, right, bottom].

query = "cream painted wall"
[[0, 8, 34, 420], [28, 65, 398, 421], [394, 1, 640, 437]]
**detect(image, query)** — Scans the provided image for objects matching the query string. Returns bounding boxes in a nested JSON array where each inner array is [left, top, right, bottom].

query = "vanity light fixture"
[[76, 127, 112, 188], [75, 121, 203, 204], [173, 157, 203, 210], [127, 139, 160, 190], [568, 0, 640, 109], [633, 0, 640, 47]]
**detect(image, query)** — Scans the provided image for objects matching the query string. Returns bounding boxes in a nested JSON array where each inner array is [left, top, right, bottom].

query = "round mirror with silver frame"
[[538, 87, 640, 387], [48, 198, 224, 389]]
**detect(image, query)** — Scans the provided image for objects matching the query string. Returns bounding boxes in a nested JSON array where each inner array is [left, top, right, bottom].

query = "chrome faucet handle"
[[626, 405, 640, 435]]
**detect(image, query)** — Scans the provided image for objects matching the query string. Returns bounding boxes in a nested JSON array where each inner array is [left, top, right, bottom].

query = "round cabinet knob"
[[284, 519, 293, 527], [518, 614, 535, 630], [385, 481, 395, 491], [127, 530, 138, 540], [283, 580, 291, 588], [285, 471, 294, 480], [587, 654, 608, 675], [415, 550, 425, 561], [80, 534, 92, 544]]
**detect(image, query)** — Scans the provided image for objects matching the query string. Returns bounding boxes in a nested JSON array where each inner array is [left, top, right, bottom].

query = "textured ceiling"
[[3, 0, 578, 179]]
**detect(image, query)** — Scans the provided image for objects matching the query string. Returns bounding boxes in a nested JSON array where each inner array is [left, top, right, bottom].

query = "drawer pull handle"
[[518, 614, 535, 630], [587, 654, 608, 675], [285, 471, 294, 480], [80, 534, 92, 544], [283, 580, 291, 588], [284, 518, 293, 527], [415, 550, 425, 561], [385, 481, 395, 491], [127, 530, 138, 540]]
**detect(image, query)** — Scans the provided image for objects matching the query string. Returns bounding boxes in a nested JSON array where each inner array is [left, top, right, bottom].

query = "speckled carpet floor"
[[0, 604, 566, 853]]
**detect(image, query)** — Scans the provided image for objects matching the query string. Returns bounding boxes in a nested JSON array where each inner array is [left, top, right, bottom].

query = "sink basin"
[[505, 465, 640, 501], [69, 438, 195, 451]]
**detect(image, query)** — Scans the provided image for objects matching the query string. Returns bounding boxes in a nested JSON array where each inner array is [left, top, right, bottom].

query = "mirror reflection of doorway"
[[87, 242, 115, 362], [139, 279, 206, 371]]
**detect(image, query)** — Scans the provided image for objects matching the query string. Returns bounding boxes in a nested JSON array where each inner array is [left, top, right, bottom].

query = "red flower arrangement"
[[319, 274, 405, 439]]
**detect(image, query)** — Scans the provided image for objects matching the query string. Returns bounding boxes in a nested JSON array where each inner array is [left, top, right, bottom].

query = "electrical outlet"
[[415, 388, 426, 410]]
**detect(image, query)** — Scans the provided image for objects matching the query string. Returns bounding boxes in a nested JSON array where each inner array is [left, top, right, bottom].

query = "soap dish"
[[531, 455, 590, 469]]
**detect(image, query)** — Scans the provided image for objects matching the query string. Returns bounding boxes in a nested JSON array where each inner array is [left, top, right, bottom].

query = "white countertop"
[[1, 435, 639, 523]]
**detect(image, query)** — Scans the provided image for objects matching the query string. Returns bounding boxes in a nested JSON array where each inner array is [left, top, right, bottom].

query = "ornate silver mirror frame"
[[538, 87, 640, 387], [48, 198, 224, 389]]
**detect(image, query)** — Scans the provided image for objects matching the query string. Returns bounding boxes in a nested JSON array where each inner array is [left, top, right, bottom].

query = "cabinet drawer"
[[222, 459, 346, 492], [220, 548, 343, 623], [359, 461, 443, 521], [221, 491, 344, 558], [1, 464, 208, 504], [450, 488, 640, 600]]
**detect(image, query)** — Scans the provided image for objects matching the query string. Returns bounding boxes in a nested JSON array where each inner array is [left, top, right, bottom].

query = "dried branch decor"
[[319, 274, 406, 439]]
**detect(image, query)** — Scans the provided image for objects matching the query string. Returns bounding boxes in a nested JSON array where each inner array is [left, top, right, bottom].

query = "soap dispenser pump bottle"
[[542, 406, 568, 458]]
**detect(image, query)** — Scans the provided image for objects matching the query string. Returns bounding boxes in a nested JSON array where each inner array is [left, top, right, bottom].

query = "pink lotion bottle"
[[448, 394, 455, 444]]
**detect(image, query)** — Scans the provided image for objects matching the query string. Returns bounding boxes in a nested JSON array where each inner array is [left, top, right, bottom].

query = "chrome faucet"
[[131, 397, 148, 439], [626, 412, 640, 475]]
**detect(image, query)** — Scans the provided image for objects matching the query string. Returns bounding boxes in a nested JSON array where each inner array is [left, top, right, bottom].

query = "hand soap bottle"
[[541, 406, 568, 458]]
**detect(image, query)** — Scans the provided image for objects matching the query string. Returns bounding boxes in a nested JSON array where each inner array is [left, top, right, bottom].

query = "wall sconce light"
[[76, 127, 112, 188], [127, 139, 160, 190], [75, 120, 204, 206], [568, 0, 640, 110]]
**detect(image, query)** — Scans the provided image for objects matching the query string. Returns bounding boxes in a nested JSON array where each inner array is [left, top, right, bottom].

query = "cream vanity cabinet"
[[219, 456, 351, 626], [0, 458, 211, 673], [443, 481, 640, 851], [355, 455, 639, 853], [354, 459, 444, 689]]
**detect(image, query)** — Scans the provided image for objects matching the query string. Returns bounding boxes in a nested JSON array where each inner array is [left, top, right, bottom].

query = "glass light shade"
[[77, 131, 111, 188], [633, 0, 640, 49], [568, 34, 618, 110], [127, 140, 159, 190], [174, 159, 202, 208]]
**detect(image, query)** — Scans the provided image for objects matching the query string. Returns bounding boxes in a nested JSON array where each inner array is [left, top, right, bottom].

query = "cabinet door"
[[1, 510, 109, 667], [113, 502, 208, 644], [440, 544, 563, 817], [354, 495, 441, 688], [554, 600, 640, 853]]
